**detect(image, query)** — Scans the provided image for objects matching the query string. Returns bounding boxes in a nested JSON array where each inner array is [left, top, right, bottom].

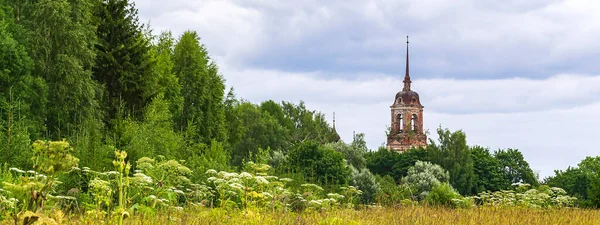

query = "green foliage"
[[69, 117, 113, 171], [425, 182, 463, 207], [0, 95, 32, 168], [494, 148, 539, 186], [285, 141, 350, 186], [185, 140, 230, 182], [22, 0, 100, 138], [471, 145, 510, 192], [326, 140, 367, 170], [374, 175, 412, 206], [173, 30, 226, 144], [547, 156, 600, 208], [94, 0, 154, 121], [401, 160, 450, 200], [545, 166, 590, 206], [349, 168, 379, 204], [427, 127, 476, 196], [280, 101, 337, 144], [114, 94, 183, 164], [1, 139, 79, 221], [365, 146, 428, 181], [136, 157, 191, 187], [32, 140, 79, 174], [147, 31, 183, 117], [577, 156, 600, 207], [476, 184, 576, 208], [227, 101, 286, 167], [0, 5, 47, 139]]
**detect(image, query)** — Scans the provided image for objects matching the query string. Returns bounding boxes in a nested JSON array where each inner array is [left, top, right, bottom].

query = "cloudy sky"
[[134, 0, 600, 178]]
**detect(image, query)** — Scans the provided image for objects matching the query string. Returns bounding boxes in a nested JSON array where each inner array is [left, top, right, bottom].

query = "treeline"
[[1, 0, 599, 210], [0, 0, 337, 172]]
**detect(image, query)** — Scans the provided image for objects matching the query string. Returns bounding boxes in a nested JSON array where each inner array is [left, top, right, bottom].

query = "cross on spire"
[[403, 35, 412, 91]]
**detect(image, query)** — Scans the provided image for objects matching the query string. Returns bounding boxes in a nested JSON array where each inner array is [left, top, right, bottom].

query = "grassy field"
[[5, 206, 598, 225]]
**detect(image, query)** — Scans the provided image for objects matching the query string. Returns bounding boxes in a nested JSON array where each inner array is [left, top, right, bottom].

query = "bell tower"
[[386, 36, 427, 152]]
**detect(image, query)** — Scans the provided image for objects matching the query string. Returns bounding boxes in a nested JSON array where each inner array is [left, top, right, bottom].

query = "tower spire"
[[403, 35, 412, 91], [333, 111, 336, 129], [332, 111, 341, 142]]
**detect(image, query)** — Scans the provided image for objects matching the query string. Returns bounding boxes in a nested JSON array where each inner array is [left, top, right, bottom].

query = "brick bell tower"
[[386, 36, 427, 152]]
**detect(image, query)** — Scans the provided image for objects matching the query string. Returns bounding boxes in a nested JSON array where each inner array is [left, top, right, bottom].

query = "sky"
[[134, 0, 600, 178]]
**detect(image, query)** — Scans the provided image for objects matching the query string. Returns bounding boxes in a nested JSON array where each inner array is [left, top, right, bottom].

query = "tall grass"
[[9, 206, 597, 225]]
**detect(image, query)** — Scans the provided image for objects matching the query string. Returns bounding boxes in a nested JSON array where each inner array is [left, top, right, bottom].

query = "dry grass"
[[18, 206, 598, 225]]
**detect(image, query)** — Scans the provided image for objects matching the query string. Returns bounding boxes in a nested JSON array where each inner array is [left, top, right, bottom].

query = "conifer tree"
[[173, 31, 226, 144], [93, 0, 154, 121]]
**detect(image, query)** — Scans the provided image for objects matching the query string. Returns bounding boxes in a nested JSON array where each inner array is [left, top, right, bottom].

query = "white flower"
[[254, 176, 269, 184], [134, 173, 153, 184], [205, 169, 218, 175], [106, 171, 120, 175], [280, 178, 293, 182], [229, 183, 245, 190], [9, 168, 25, 173]]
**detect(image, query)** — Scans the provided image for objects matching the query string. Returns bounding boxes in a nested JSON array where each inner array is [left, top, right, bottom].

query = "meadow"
[[2, 206, 599, 225]]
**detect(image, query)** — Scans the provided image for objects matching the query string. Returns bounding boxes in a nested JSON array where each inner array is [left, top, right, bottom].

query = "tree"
[[494, 148, 538, 186], [281, 101, 337, 144], [427, 127, 476, 195], [470, 145, 509, 192], [114, 94, 184, 165], [365, 146, 428, 182], [173, 30, 226, 144], [227, 101, 286, 167], [325, 141, 367, 170], [578, 156, 600, 207], [285, 141, 350, 185], [147, 30, 183, 118], [93, 0, 154, 121], [0, 5, 39, 167], [545, 166, 590, 206], [16, 0, 100, 138]]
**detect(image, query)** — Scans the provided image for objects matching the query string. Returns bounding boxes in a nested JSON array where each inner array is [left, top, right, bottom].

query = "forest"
[[1, 0, 599, 224]]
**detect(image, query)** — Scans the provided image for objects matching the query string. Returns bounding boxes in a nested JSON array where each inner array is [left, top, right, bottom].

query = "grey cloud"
[[137, 0, 600, 79]]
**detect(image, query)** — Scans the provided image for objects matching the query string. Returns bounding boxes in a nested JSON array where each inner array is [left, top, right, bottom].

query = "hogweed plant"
[[1, 140, 79, 224], [112, 150, 131, 225]]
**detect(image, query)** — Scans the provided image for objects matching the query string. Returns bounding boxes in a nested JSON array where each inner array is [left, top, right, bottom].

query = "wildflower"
[[205, 169, 218, 175], [9, 168, 25, 173], [239, 172, 253, 179], [254, 176, 269, 184], [280, 178, 293, 183]]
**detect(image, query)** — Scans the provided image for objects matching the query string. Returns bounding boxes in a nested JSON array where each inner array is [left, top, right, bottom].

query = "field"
[[3, 206, 598, 225]]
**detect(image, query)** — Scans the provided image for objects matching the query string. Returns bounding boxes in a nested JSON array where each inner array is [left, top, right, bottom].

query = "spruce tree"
[[93, 0, 154, 122]]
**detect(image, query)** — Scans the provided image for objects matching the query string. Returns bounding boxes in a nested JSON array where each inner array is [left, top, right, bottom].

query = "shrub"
[[425, 183, 461, 207], [350, 168, 379, 204], [401, 161, 449, 199]]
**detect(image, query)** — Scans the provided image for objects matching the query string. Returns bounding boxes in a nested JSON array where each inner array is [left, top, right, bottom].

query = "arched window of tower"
[[411, 114, 417, 131], [397, 114, 403, 133]]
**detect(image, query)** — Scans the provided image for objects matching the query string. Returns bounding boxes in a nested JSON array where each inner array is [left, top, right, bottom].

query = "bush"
[[425, 183, 461, 207], [374, 175, 412, 206], [285, 141, 350, 185], [401, 161, 449, 199], [350, 168, 379, 204]]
